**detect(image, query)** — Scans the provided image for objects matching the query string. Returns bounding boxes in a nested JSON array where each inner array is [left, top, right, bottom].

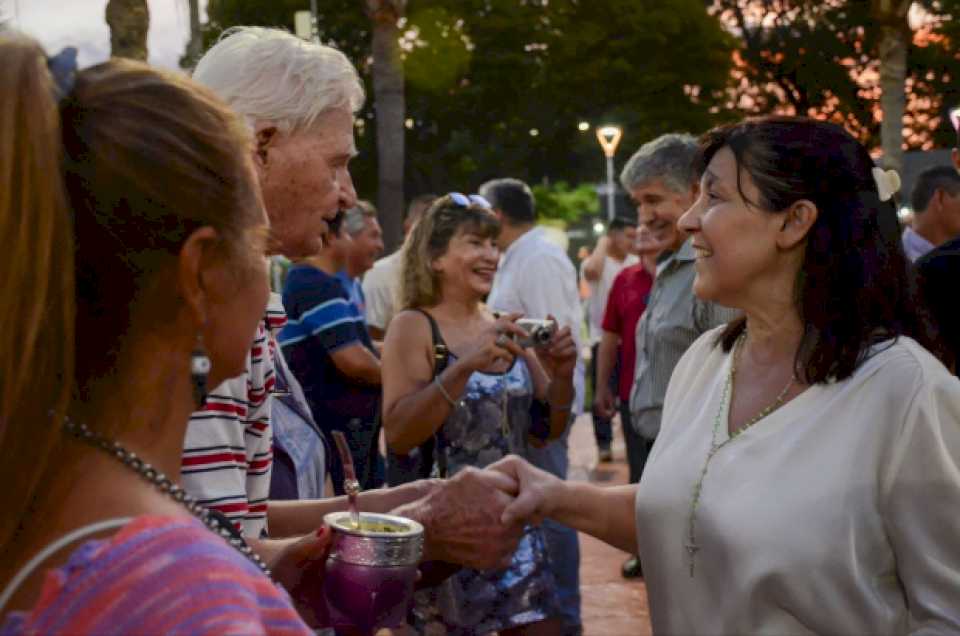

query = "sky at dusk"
[[2, 0, 208, 71]]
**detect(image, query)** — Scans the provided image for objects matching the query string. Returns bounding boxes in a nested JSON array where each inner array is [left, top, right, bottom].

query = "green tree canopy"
[[532, 181, 600, 224]]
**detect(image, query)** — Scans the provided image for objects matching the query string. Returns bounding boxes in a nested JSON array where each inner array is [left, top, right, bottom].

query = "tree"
[[872, 0, 913, 171], [532, 182, 600, 224], [181, 0, 204, 69], [105, 0, 150, 61], [711, 0, 960, 156], [365, 0, 406, 252], [400, 0, 734, 192]]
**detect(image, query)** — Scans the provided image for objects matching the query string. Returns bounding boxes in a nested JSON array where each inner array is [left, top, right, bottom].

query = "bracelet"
[[434, 376, 463, 409]]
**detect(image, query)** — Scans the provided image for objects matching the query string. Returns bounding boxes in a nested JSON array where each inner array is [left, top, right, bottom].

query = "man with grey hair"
[[619, 133, 739, 578], [184, 27, 525, 615]]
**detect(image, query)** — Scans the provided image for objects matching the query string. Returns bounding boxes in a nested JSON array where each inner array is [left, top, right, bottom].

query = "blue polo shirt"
[[279, 264, 380, 423]]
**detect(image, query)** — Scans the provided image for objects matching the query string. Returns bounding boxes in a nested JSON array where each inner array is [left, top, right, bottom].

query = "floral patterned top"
[[414, 355, 560, 634]]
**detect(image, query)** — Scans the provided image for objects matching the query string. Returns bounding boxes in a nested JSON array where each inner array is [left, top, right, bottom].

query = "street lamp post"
[[596, 125, 623, 222]]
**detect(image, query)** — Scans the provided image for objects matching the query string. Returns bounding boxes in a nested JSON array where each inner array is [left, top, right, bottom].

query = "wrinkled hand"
[[392, 466, 523, 571], [486, 455, 562, 527], [269, 528, 333, 628], [460, 312, 527, 373], [537, 316, 577, 380], [595, 384, 616, 420]]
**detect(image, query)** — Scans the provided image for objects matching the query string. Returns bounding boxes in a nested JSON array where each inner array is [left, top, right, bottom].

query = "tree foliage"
[[532, 182, 600, 224], [712, 0, 960, 151]]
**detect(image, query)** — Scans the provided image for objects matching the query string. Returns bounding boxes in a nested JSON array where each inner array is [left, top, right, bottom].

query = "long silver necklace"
[[64, 418, 271, 578], [685, 333, 795, 577]]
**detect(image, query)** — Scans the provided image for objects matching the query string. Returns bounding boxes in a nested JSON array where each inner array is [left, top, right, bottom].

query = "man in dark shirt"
[[916, 236, 960, 375], [279, 213, 383, 493]]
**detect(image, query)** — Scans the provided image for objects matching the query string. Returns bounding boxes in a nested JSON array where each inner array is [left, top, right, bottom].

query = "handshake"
[[390, 456, 559, 571]]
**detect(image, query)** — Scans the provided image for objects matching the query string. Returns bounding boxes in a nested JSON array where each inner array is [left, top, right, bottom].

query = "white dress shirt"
[[362, 250, 403, 332], [636, 328, 960, 634], [487, 227, 585, 413]]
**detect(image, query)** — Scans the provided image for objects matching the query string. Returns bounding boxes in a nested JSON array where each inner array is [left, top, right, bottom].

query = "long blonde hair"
[[0, 33, 258, 551], [400, 195, 500, 310]]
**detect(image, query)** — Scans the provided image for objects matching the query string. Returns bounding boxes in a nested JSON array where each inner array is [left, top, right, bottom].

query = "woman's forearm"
[[383, 359, 474, 453], [266, 481, 435, 537], [545, 371, 575, 439], [526, 351, 552, 400], [550, 481, 639, 553]]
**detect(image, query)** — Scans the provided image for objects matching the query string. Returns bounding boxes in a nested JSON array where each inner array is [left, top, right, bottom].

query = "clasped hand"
[[268, 458, 558, 628]]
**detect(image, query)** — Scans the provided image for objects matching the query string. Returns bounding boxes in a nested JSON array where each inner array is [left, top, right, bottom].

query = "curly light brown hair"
[[400, 195, 500, 309]]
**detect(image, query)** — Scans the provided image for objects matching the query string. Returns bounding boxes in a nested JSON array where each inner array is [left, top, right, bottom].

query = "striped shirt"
[[629, 239, 740, 439], [181, 295, 288, 537], [1, 516, 311, 636]]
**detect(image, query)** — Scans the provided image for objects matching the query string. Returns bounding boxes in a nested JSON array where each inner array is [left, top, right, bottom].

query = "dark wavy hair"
[[698, 116, 943, 383]]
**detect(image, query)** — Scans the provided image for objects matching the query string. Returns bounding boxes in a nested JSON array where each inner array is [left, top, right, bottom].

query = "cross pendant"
[[685, 541, 699, 577]]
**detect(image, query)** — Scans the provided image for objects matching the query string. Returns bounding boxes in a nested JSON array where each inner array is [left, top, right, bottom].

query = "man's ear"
[[777, 199, 818, 250], [932, 187, 946, 214], [178, 226, 221, 329], [253, 123, 279, 169]]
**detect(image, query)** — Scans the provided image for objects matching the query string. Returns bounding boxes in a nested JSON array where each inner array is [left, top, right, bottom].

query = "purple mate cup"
[[322, 511, 424, 634]]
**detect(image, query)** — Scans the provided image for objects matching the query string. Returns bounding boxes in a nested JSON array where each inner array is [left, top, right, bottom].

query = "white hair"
[[192, 27, 364, 133]]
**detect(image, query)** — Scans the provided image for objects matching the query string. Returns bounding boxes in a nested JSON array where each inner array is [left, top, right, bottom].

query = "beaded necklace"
[[684, 332, 795, 577], [63, 418, 271, 578]]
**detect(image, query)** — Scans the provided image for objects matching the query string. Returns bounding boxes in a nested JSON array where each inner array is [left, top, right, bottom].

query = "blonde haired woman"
[[382, 194, 576, 635]]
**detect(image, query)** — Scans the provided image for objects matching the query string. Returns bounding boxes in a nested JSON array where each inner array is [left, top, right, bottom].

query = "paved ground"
[[568, 413, 653, 635]]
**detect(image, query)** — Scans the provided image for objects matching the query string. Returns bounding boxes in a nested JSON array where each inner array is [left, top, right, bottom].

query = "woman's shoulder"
[[853, 335, 958, 401], [383, 309, 438, 357], [388, 307, 434, 336], [16, 516, 305, 636]]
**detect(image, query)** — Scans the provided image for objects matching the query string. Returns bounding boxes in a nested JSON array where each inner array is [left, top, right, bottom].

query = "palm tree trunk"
[[873, 0, 912, 172], [366, 0, 406, 253], [185, 0, 203, 66], [105, 0, 150, 61]]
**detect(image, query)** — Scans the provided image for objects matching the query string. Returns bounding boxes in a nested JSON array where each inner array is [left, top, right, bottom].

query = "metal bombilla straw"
[[331, 431, 362, 530]]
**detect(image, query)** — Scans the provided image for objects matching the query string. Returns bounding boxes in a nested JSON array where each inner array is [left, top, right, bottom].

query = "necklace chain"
[[63, 418, 271, 578], [685, 333, 795, 577]]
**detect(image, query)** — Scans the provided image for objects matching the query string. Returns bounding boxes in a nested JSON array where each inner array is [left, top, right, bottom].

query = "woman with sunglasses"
[[381, 194, 577, 635]]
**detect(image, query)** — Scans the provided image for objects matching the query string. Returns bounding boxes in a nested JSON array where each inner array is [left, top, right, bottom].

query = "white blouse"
[[635, 329, 960, 634]]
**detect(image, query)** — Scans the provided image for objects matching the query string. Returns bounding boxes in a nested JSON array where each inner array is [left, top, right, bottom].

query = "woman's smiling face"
[[678, 146, 789, 308], [433, 228, 500, 299]]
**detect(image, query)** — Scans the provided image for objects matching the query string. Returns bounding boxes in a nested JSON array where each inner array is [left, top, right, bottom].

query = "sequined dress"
[[413, 355, 560, 634]]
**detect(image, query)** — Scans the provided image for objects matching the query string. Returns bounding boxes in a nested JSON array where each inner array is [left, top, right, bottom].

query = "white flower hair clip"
[[872, 167, 902, 202]]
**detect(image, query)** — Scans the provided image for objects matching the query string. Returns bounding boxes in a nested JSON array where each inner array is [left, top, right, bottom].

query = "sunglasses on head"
[[447, 192, 492, 209]]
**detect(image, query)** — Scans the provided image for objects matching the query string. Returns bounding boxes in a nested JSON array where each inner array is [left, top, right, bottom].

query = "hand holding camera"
[[510, 318, 558, 349], [531, 315, 577, 380]]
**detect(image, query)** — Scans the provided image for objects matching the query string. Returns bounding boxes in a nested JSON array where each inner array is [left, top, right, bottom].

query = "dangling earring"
[[191, 334, 211, 408]]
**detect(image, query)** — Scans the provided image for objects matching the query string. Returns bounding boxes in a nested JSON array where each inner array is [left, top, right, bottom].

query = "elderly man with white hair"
[[181, 27, 524, 615]]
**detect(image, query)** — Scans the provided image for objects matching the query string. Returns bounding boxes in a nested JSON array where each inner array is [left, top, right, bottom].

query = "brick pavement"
[[568, 413, 653, 636]]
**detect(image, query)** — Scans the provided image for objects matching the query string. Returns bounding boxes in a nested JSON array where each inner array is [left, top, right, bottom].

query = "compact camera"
[[512, 319, 557, 348]]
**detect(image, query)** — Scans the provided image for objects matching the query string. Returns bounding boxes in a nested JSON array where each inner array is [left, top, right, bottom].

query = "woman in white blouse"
[[489, 116, 960, 634]]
